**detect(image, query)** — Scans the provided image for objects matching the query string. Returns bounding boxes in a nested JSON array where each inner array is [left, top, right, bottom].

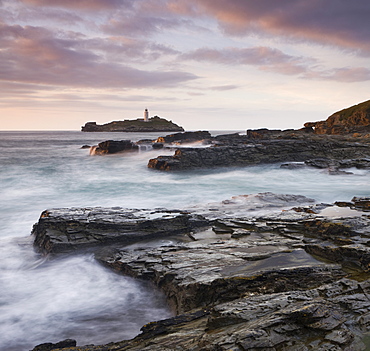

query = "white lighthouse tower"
[[144, 108, 149, 122]]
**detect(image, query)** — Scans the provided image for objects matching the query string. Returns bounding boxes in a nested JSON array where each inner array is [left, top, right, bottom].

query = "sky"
[[1, 0, 370, 131]]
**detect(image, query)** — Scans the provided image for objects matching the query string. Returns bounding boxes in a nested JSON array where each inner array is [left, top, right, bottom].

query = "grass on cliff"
[[334, 99, 370, 120]]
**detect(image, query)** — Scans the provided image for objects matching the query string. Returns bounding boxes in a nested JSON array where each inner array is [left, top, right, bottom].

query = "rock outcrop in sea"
[[148, 136, 370, 171], [81, 116, 184, 132], [146, 101, 370, 171], [31, 194, 370, 351]]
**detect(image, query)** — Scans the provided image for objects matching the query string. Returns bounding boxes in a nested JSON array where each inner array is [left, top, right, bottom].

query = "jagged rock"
[[155, 131, 211, 144], [305, 158, 339, 169], [90, 140, 138, 155], [148, 139, 370, 171], [30, 197, 370, 351], [97, 241, 344, 314], [32, 208, 208, 254], [280, 162, 306, 169], [31, 339, 76, 351], [352, 196, 370, 211]]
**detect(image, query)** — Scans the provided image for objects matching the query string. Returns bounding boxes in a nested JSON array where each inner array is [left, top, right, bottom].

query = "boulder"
[[91, 140, 138, 155]]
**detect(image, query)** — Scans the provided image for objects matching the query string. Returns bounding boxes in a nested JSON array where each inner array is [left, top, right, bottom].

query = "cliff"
[[305, 100, 370, 135], [81, 116, 184, 132]]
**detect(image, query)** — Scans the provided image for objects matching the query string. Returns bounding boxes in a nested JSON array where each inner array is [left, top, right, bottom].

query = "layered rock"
[[148, 138, 370, 171], [32, 196, 370, 351], [32, 208, 208, 254], [81, 116, 184, 132]]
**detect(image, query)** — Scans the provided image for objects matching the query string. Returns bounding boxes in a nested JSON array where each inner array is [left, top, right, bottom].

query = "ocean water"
[[0, 131, 369, 350]]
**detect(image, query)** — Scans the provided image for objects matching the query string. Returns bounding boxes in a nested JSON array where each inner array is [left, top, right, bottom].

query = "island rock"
[[81, 116, 184, 132]]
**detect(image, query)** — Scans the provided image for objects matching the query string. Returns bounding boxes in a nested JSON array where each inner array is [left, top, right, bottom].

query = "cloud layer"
[[0, 22, 196, 89], [1, 0, 370, 131]]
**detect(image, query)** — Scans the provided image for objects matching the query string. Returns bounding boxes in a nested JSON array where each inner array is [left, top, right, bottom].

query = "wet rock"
[[32, 208, 209, 254], [352, 196, 370, 211], [148, 139, 370, 171], [97, 240, 344, 314], [305, 158, 339, 169], [30, 195, 370, 350], [91, 140, 138, 155], [156, 131, 211, 144], [280, 162, 306, 169], [152, 142, 163, 149]]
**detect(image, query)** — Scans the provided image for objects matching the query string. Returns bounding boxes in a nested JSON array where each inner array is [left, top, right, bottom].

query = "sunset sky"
[[1, 0, 370, 131]]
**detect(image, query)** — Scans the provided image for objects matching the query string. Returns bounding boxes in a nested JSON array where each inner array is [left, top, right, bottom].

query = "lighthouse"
[[144, 108, 149, 122]]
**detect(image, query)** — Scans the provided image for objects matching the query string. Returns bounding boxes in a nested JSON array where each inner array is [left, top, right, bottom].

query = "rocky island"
[[81, 115, 184, 133]]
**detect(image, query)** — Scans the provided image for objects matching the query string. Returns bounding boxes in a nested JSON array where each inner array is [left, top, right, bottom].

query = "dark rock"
[[31, 339, 76, 351], [334, 201, 354, 208], [246, 128, 283, 139], [30, 197, 370, 350], [339, 158, 370, 169], [148, 139, 370, 171], [80, 145, 91, 149], [32, 208, 209, 254], [280, 162, 306, 169], [155, 131, 211, 144], [152, 142, 163, 149], [305, 158, 339, 169], [213, 132, 247, 145], [91, 140, 138, 155], [98, 239, 345, 314], [352, 196, 370, 211]]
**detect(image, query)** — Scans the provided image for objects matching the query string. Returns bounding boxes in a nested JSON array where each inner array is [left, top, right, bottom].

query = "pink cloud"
[[19, 0, 125, 11], [0, 23, 198, 89], [183, 46, 310, 76], [305, 67, 370, 83], [168, 0, 370, 55]]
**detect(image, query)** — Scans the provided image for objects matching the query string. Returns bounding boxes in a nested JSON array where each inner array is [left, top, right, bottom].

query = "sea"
[[0, 130, 369, 351]]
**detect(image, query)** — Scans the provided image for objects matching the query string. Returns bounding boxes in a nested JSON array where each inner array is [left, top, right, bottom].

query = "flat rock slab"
[[97, 237, 345, 314], [148, 139, 370, 171], [32, 207, 208, 254]]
